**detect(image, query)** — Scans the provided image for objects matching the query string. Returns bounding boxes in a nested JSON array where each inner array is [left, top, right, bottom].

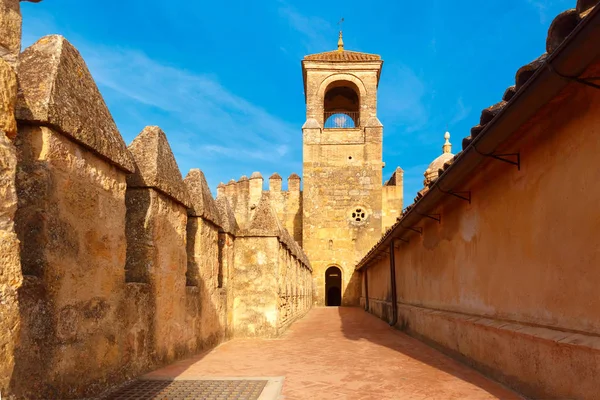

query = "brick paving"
[[145, 307, 523, 400]]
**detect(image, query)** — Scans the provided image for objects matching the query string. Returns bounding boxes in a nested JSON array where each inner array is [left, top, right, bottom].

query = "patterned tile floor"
[[104, 379, 268, 400], [145, 307, 524, 400]]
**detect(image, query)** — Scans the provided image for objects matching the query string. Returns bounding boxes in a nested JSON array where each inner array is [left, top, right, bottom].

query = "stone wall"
[[185, 169, 229, 349], [125, 126, 192, 366], [303, 120, 383, 307], [233, 195, 312, 338], [301, 56, 386, 307], [1, 30, 313, 399], [382, 167, 403, 233], [0, 0, 34, 390], [218, 172, 303, 245], [359, 59, 600, 399], [0, 55, 19, 396]]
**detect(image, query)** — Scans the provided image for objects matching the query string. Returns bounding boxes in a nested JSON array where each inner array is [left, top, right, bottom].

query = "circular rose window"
[[351, 208, 366, 222]]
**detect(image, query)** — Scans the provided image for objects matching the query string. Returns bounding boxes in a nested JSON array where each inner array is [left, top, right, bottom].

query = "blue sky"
[[21, 0, 573, 200]]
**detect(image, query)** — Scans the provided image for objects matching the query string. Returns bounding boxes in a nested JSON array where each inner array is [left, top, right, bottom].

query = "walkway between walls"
[[134, 308, 523, 399]]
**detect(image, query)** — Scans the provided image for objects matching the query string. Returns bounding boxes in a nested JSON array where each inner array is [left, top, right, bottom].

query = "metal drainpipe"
[[364, 267, 369, 312], [389, 239, 398, 326]]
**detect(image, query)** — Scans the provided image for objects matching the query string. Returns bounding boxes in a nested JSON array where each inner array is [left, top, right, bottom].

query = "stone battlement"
[[0, 14, 312, 399], [218, 171, 303, 245]]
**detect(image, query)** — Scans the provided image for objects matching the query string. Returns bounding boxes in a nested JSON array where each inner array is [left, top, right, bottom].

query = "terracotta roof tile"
[[304, 50, 381, 62], [515, 53, 548, 91], [462, 136, 473, 151], [503, 86, 517, 101], [480, 101, 508, 125], [470, 125, 485, 138], [547, 9, 581, 53]]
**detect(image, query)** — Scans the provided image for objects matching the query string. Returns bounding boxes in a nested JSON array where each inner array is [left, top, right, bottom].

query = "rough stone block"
[[0, 129, 21, 394], [0, 0, 21, 68], [127, 126, 191, 208], [215, 195, 239, 235], [243, 194, 283, 237], [184, 168, 221, 226], [16, 35, 134, 172], [0, 58, 17, 138]]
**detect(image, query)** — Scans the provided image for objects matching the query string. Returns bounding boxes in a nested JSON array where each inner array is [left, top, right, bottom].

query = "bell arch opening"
[[323, 80, 360, 129], [325, 266, 342, 306]]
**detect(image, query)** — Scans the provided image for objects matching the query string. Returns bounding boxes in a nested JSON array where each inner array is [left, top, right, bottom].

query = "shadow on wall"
[[336, 307, 519, 399], [341, 270, 362, 307], [9, 132, 230, 398]]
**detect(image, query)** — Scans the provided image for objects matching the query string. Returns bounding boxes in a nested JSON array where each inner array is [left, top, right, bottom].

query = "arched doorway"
[[325, 266, 342, 306]]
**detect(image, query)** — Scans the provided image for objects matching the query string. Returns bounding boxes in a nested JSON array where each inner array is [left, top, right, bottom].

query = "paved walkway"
[[145, 307, 522, 399]]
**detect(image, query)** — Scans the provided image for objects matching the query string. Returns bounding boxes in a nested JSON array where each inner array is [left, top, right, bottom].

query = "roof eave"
[[356, 5, 600, 271]]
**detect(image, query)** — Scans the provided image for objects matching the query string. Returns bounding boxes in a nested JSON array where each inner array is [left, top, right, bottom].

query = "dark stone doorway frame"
[[325, 266, 342, 306]]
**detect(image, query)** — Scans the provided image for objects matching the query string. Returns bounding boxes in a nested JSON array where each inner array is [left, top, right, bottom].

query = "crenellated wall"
[[12, 34, 135, 398], [218, 172, 303, 245], [0, 28, 313, 399], [184, 168, 230, 349], [232, 194, 312, 338]]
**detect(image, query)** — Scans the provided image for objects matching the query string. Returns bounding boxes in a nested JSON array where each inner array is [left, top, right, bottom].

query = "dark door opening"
[[325, 266, 342, 306]]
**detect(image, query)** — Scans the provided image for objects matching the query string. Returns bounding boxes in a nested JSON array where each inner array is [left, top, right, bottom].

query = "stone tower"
[[302, 33, 385, 306]]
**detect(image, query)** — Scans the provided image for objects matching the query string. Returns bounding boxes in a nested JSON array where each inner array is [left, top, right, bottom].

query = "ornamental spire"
[[337, 17, 344, 52], [442, 131, 452, 154]]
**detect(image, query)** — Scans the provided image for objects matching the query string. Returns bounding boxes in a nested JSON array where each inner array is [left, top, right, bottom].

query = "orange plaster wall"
[[361, 62, 600, 399], [393, 75, 600, 335]]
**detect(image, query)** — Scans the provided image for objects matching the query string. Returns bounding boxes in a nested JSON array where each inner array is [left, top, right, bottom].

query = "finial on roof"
[[337, 17, 344, 52], [443, 131, 452, 154]]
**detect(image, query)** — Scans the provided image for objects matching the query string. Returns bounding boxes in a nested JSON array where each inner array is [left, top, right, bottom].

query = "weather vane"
[[337, 18, 345, 51]]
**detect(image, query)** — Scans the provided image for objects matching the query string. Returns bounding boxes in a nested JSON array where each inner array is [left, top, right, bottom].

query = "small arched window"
[[323, 80, 360, 129]]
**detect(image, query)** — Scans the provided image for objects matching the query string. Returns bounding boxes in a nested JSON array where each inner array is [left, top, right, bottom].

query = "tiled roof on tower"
[[303, 50, 381, 62], [303, 31, 381, 62]]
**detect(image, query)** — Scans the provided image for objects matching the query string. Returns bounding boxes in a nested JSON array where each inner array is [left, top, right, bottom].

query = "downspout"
[[363, 267, 369, 312], [389, 239, 398, 326]]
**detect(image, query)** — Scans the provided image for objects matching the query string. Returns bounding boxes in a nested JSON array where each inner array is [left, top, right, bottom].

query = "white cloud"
[[55, 43, 299, 182], [21, 11, 301, 191], [277, 1, 335, 54]]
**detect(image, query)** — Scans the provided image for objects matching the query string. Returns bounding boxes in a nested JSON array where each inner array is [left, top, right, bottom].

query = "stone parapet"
[[238, 193, 310, 270], [4, 28, 308, 400], [215, 195, 239, 236], [184, 168, 221, 226], [220, 172, 303, 244], [13, 125, 129, 398], [127, 126, 191, 208], [16, 35, 134, 173]]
